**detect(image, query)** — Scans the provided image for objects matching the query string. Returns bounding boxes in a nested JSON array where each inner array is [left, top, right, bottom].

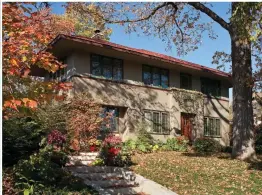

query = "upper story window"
[[201, 77, 221, 97], [180, 73, 192, 90], [142, 65, 169, 88], [91, 54, 123, 81], [49, 58, 67, 81]]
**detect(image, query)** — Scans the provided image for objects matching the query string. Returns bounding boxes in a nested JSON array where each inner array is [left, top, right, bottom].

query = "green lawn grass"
[[131, 152, 262, 195]]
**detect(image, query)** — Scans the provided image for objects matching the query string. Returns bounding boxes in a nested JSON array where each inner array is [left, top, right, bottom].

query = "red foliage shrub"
[[89, 145, 96, 152], [103, 134, 122, 148], [47, 130, 66, 146], [67, 93, 110, 151], [3, 170, 17, 195]]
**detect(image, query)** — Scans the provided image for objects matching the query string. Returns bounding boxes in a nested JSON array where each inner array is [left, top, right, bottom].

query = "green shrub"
[[134, 124, 155, 153], [136, 123, 155, 145], [161, 137, 189, 152], [123, 139, 137, 152], [3, 117, 44, 166], [193, 137, 221, 154], [92, 158, 105, 166], [112, 150, 132, 167], [12, 145, 97, 194], [14, 146, 67, 188]]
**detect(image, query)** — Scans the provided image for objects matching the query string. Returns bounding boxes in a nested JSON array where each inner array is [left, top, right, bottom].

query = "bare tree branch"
[[103, 3, 168, 24], [167, 3, 185, 44], [187, 2, 230, 31]]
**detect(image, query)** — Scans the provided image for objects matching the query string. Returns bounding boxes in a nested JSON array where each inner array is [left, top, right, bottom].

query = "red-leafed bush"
[[67, 93, 110, 151], [108, 147, 121, 156], [47, 130, 66, 146], [99, 135, 132, 167], [89, 145, 96, 152], [103, 134, 122, 148]]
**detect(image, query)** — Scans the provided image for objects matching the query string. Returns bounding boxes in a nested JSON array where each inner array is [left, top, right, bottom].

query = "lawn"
[[131, 152, 262, 195]]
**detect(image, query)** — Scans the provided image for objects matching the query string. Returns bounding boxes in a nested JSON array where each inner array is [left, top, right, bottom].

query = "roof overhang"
[[38, 34, 233, 87]]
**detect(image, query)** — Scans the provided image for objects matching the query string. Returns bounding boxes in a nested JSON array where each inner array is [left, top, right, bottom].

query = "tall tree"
[[77, 2, 261, 160]]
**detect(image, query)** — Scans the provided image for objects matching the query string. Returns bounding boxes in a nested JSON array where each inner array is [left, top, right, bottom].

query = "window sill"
[[204, 135, 222, 138], [148, 132, 170, 135]]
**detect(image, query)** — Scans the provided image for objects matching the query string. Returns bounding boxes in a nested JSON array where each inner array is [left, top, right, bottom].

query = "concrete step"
[[74, 172, 136, 181], [68, 160, 94, 166], [66, 166, 131, 174], [84, 179, 139, 189], [79, 152, 99, 156], [69, 155, 97, 161]]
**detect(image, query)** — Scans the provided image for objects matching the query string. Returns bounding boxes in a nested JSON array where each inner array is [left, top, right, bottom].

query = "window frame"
[[48, 58, 68, 82], [90, 53, 123, 81], [143, 110, 170, 135], [142, 65, 169, 88], [101, 106, 120, 133], [204, 117, 221, 137], [180, 73, 192, 90], [201, 77, 221, 97]]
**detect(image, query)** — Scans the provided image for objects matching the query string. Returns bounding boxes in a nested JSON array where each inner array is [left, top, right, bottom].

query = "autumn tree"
[[2, 2, 74, 118], [53, 3, 112, 40], [77, 2, 261, 160]]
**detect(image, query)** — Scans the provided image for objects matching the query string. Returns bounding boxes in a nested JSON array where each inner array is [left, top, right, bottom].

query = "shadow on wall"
[[72, 76, 178, 135], [204, 97, 230, 145]]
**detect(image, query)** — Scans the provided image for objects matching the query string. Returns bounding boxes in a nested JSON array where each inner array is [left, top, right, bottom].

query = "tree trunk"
[[230, 7, 256, 160]]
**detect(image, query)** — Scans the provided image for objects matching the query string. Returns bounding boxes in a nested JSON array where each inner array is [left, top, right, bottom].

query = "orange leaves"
[[3, 98, 38, 111], [22, 98, 38, 109], [3, 99, 22, 111], [10, 58, 18, 67], [57, 82, 73, 91], [70, 139, 80, 151], [3, 3, 75, 118]]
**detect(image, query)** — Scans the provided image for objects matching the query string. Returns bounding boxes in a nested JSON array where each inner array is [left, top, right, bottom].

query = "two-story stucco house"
[[33, 33, 232, 146]]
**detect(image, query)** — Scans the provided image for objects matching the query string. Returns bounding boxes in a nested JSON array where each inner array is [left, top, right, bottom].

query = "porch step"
[[67, 152, 99, 166], [69, 155, 97, 161], [66, 165, 178, 195], [69, 160, 93, 166], [74, 172, 136, 181], [84, 179, 139, 189], [66, 166, 131, 174], [80, 152, 99, 156]]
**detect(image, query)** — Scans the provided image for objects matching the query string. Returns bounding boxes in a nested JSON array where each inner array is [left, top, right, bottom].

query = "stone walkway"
[[66, 152, 178, 195]]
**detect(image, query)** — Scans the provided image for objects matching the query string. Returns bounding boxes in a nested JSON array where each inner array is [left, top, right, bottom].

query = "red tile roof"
[[49, 34, 231, 78]]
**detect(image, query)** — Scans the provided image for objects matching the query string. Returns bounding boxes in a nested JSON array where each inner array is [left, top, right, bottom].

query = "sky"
[[51, 2, 233, 99]]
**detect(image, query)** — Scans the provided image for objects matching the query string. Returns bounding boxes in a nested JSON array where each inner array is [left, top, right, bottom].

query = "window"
[[142, 65, 169, 88], [49, 66, 67, 81], [204, 117, 221, 137], [144, 110, 170, 134], [49, 58, 67, 81], [201, 77, 221, 97], [180, 73, 192, 90], [101, 106, 119, 132], [91, 54, 123, 80]]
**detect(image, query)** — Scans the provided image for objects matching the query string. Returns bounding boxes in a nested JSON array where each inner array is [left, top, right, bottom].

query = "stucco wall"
[[66, 51, 230, 145], [72, 76, 206, 142]]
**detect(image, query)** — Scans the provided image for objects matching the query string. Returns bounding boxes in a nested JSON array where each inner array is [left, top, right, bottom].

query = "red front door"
[[181, 113, 194, 142]]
